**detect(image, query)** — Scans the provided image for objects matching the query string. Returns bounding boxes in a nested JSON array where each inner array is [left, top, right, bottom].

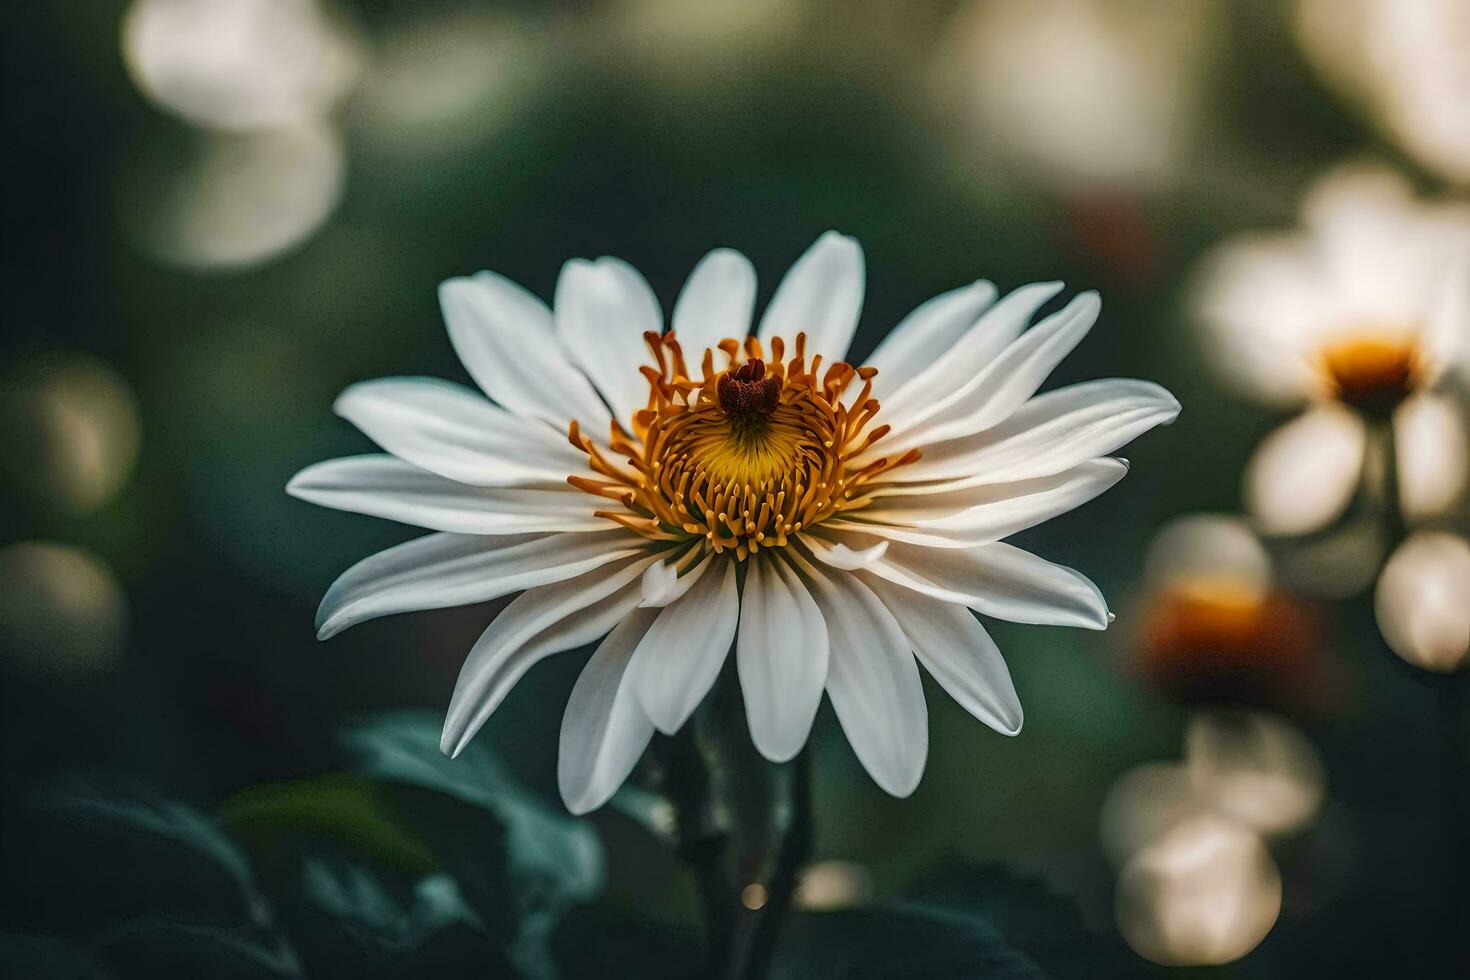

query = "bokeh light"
[[353, 8, 550, 157], [931, 0, 1218, 190], [121, 0, 362, 132], [1098, 762, 1207, 871], [0, 352, 141, 517], [1115, 814, 1282, 967], [119, 121, 346, 271], [0, 541, 128, 680], [1185, 709, 1326, 838], [794, 860, 875, 911], [1374, 531, 1470, 672]]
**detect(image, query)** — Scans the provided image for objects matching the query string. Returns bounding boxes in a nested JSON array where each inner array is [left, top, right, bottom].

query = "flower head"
[[1192, 165, 1470, 538], [289, 232, 1179, 812]]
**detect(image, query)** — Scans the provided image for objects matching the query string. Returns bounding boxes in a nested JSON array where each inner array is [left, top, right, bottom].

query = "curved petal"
[[864, 280, 997, 401], [821, 530, 1111, 630], [334, 377, 591, 487], [757, 231, 864, 364], [787, 549, 927, 798], [441, 552, 660, 757], [854, 458, 1129, 542], [555, 257, 663, 426], [1244, 406, 1365, 537], [558, 609, 660, 815], [631, 558, 740, 734], [287, 455, 606, 534], [881, 379, 1179, 488], [439, 273, 611, 431], [640, 552, 712, 608], [315, 529, 645, 639], [887, 291, 1101, 451], [736, 554, 829, 762], [862, 575, 1022, 736], [797, 533, 889, 569], [880, 281, 1063, 430], [672, 248, 757, 363]]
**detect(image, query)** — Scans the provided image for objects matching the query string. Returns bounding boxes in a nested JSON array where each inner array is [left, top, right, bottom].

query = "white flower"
[[1193, 164, 1470, 535], [289, 231, 1179, 813]]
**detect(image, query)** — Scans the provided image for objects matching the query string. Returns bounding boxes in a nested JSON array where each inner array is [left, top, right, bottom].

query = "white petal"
[[883, 379, 1179, 487], [315, 529, 644, 639], [757, 231, 864, 364], [862, 575, 1022, 736], [631, 558, 739, 734], [798, 533, 889, 570], [1244, 406, 1365, 537], [672, 248, 757, 363], [880, 281, 1063, 431], [287, 455, 605, 534], [1423, 249, 1470, 379], [555, 257, 663, 426], [439, 273, 611, 431], [787, 549, 927, 798], [864, 280, 998, 401], [333, 377, 590, 487], [736, 554, 829, 762], [854, 458, 1129, 542], [639, 552, 712, 608], [886, 291, 1101, 452], [1395, 392, 1469, 521], [441, 552, 659, 757], [558, 609, 660, 814], [823, 530, 1110, 629]]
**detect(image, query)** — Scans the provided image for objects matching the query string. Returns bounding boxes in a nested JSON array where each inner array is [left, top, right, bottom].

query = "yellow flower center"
[[1318, 331, 1422, 415], [567, 331, 917, 560]]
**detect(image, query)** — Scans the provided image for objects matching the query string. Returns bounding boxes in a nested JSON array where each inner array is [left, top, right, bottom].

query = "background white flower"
[[1192, 164, 1470, 537], [289, 232, 1179, 813]]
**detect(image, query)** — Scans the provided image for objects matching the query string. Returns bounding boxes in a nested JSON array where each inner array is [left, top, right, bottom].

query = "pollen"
[[567, 331, 917, 560], [1318, 331, 1422, 415]]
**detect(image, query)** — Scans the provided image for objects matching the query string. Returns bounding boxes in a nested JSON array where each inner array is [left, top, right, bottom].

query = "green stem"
[[660, 725, 737, 969], [1436, 675, 1469, 974], [728, 748, 813, 980], [1375, 415, 1467, 972]]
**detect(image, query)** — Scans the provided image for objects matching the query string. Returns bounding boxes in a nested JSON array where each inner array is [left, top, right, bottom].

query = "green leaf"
[[289, 857, 515, 979], [0, 933, 111, 980], [218, 771, 438, 876], [94, 920, 303, 980], [340, 709, 606, 978], [906, 862, 1136, 979], [773, 904, 1048, 980], [23, 786, 266, 931], [301, 858, 484, 949]]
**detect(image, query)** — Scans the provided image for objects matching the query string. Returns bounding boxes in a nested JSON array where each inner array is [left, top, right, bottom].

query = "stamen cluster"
[[568, 331, 917, 560]]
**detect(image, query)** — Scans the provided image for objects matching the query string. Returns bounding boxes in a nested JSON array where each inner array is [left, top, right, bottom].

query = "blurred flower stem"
[[660, 725, 736, 969], [729, 748, 813, 980], [658, 686, 815, 978], [1376, 418, 1469, 972]]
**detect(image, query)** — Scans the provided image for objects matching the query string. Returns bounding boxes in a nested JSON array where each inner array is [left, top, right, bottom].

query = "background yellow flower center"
[[1318, 331, 1422, 415]]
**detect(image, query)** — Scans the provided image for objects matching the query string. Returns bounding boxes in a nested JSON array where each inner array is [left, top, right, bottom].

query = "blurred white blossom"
[[930, 0, 1220, 191], [1193, 164, 1470, 538], [1297, 0, 1470, 186], [122, 0, 362, 132]]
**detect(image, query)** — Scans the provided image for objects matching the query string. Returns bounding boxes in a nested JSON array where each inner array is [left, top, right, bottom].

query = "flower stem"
[[1436, 674, 1469, 974], [1375, 416, 1468, 971], [661, 725, 737, 969], [728, 748, 813, 980]]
